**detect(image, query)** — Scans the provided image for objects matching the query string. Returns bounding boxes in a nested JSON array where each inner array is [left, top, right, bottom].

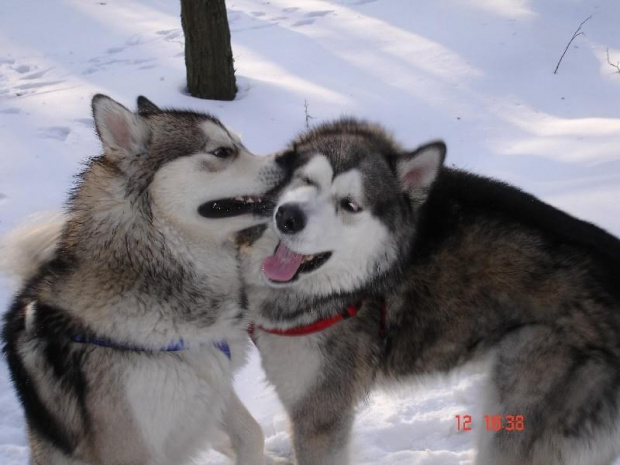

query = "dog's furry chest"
[[255, 331, 323, 409], [120, 346, 234, 462], [14, 299, 250, 465]]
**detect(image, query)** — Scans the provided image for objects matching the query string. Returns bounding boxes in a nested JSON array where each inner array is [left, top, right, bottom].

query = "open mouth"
[[198, 196, 266, 219], [262, 241, 331, 283], [235, 224, 268, 249]]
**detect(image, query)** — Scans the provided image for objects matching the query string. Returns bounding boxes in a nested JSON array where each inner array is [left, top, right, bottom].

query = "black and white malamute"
[[2, 95, 284, 465], [243, 119, 620, 465]]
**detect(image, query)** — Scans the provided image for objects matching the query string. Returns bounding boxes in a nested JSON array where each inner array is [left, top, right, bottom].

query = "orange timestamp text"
[[455, 414, 525, 432]]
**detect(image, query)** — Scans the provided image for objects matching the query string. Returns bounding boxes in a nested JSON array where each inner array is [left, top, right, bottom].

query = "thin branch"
[[554, 15, 592, 75], [304, 99, 314, 129], [606, 47, 620, 73]]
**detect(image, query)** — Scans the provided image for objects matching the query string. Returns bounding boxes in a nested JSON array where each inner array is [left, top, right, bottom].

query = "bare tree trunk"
[[181, 0, 236, 100]]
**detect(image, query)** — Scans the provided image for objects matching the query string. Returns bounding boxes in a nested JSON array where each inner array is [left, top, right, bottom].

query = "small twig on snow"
[[606, 48, 620, 73], [553, 15, 592, 75], [304, 99, 315, 129]]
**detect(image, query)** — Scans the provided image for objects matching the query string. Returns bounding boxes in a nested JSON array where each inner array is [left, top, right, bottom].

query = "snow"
[[1, 0, 619, 463]]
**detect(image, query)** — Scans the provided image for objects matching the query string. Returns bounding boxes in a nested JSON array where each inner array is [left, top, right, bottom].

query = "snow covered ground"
[[1, 0, 619, 463]]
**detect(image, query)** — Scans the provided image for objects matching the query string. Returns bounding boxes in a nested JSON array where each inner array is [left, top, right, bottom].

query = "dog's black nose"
[[276, 203, 307, 234]]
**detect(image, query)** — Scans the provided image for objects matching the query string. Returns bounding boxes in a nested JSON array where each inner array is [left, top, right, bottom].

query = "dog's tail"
[[0, 211, 66, 288]]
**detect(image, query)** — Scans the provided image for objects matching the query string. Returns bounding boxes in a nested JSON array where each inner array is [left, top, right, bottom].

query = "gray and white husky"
[[242, 119, 620, 465], [1, 95, 284, 465]]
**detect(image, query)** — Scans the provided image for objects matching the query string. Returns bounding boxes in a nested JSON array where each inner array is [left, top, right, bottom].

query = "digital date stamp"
[[455, 414, 525, 432]]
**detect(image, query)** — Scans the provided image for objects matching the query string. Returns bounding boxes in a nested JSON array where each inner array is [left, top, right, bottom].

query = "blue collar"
[[70, 334, 231, 360]]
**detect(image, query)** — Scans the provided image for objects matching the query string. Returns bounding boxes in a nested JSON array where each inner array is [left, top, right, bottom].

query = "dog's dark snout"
[[276, 203, 306, 235]]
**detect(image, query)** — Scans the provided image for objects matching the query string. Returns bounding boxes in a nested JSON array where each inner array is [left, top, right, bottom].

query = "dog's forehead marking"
[[300, 154, 333, 187], [200, 120, 235, 148], [332, 169, 363, 200]]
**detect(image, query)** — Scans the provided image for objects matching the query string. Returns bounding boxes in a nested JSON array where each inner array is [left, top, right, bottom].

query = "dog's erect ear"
[[136, 95, 161, 114], [397, 141, 446, 200], [92, 94, 149, 154]]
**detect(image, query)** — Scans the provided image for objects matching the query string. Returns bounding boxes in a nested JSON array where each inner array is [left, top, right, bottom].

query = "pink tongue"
[[262, 242, 305, 282]]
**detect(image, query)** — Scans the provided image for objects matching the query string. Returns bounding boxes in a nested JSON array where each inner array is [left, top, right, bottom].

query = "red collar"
[[251, 302, 387, 338]]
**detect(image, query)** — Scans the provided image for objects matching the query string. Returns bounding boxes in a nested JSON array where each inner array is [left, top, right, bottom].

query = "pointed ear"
[[92, 94, 149, 154], [136, 95, 161, 114], [397, 141, 446, 199]]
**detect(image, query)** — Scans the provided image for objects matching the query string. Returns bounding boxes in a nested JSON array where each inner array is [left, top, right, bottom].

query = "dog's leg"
[[475, 326, 620, 465], [256, 315, 379, 465], [289, 385, 355, 465], [221, 390, 266, 465]]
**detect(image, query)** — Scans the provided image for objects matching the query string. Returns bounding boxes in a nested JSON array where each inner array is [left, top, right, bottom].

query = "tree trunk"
[[181, 0, 236, 100]]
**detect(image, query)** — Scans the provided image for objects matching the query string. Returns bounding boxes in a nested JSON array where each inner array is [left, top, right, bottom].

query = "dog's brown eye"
[[340, 198, 362, 213], [211, 147, 233, 159]]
